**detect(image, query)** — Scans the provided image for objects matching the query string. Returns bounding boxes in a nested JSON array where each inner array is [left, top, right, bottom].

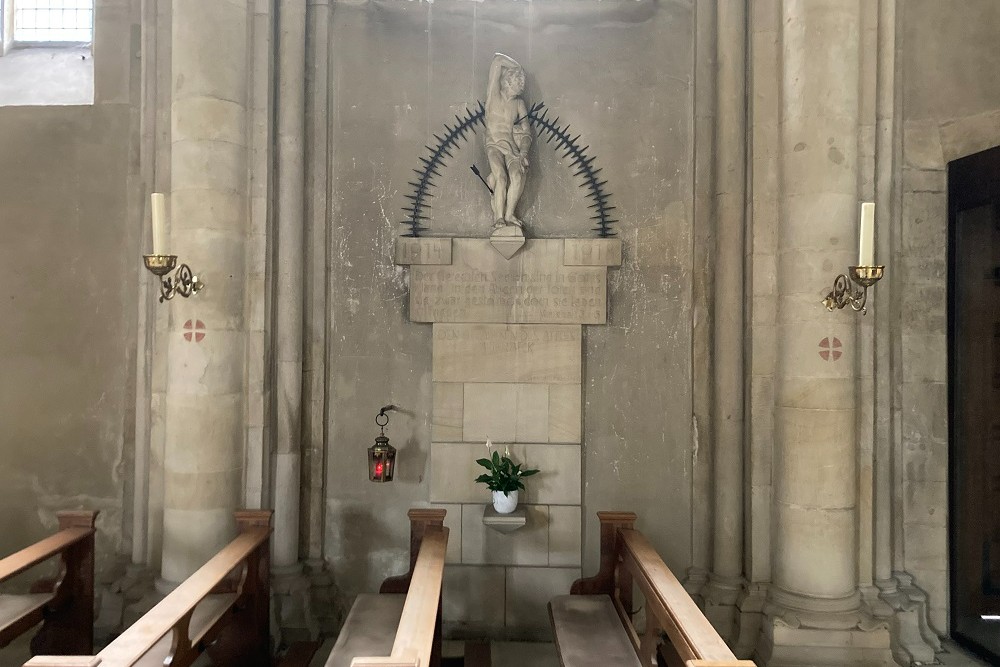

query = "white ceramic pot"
[[492, 490, 518, 514]]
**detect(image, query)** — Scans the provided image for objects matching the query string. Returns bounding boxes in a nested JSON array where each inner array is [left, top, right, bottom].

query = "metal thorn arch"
[[401, 100, 617, 238]]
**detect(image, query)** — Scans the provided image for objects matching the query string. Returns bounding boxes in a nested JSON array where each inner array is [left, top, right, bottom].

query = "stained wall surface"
[[324, 0, 695, 611], [897, 0, 1000, 633], [0, 1, 138, 581]]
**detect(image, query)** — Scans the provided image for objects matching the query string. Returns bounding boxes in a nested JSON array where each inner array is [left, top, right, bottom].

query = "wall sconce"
[[369, 405, 398, 483], [823, 202, 885, 315], [143, 193, 204, 303]]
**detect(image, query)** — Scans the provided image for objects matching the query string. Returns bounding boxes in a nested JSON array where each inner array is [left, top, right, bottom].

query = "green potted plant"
[[475, 440, 539, 514]]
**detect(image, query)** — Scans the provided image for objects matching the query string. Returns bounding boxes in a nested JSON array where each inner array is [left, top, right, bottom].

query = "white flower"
[[486, 437, 492, 451], [504, 445, 510, 458]]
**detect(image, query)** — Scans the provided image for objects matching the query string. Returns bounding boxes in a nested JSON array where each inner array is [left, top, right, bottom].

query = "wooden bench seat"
[[324, 508, 448, 667], [26, 510, 272, 667], [324, 594, 404, 667], [550, 512, 755, 667], [548, 595, 642, 667], [0, 511, 98, 658]]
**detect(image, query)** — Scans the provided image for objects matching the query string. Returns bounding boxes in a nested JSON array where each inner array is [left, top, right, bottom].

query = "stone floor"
[[932, 641, 991, 666], [491, 641, 560, 667]]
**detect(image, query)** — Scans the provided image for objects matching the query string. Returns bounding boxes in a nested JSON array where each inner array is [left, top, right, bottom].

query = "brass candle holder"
[[143, 254, 204, 303], [822, 265, 884, 314]]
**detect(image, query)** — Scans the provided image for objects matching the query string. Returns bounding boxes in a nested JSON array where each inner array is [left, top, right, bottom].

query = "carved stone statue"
[[485, 53, 531, 233]]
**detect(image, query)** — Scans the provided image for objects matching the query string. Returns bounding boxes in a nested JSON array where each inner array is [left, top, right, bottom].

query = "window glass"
[[14, 0, 93, 44]]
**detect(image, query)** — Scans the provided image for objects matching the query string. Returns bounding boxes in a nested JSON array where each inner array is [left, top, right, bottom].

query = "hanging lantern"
[[368, 405, 397, 483]]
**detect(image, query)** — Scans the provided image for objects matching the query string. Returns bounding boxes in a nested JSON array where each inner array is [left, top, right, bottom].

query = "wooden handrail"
[[352, 522, 450, 667], [98, 531, 266, 664], [619, 529, 740, 664], [388, 527, 448, 663], [27, 510, 272, 667], [566, 512, 753, 667], [0, 511, 98, 656], [0, 530, 92, 583]]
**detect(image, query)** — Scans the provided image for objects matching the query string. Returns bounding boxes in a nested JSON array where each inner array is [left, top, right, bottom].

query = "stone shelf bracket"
[[483, 505, 527, 534]]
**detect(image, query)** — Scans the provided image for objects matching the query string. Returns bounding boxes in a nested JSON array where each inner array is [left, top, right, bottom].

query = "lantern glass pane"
[[368, 443, 396, 482]]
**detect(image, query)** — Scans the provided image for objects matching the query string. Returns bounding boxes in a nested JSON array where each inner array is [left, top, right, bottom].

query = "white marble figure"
[[485, 53, 531, 233]]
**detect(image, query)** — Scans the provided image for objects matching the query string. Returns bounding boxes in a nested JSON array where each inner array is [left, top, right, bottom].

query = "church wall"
[[322, 0, 697, 616], [896, 0, 1000, 634], [0, 0, 139, 581]]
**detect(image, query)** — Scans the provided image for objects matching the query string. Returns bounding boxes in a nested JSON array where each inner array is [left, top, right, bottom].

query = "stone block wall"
[[399, 238, 617, 638]]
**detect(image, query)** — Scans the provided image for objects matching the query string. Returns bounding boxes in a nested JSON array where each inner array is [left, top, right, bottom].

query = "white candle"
[[858, 201, 875, 266], [151, 193, 167, 255]]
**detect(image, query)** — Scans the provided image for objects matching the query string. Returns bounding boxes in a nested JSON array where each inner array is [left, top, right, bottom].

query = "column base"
[[878, 573, 941, 666], [732, 582, 767, 659], [756, 588, 894, 667], [703, 573, 743, 642], [272, 562, 319, 644]]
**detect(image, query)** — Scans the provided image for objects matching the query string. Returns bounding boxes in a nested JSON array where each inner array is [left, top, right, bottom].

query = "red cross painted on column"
[[183, 319, 206, 343], [818, 337, 842, 361]]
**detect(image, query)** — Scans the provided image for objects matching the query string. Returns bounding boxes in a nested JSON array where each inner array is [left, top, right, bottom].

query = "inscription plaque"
[[410, 239, 607, 324], [433, 323, 582, 384]]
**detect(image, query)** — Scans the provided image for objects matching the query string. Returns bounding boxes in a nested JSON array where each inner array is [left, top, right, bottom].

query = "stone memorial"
[[395, 52, 622, 638]]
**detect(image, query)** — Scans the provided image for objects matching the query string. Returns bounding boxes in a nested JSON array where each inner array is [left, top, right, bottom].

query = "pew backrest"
[[26, 510, 272, 667], [0, 510, 97, 656], [568, 512, 753, 667]]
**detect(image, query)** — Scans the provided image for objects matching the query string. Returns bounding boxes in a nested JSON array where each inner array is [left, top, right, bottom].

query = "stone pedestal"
[[398, 237, 620, 639]]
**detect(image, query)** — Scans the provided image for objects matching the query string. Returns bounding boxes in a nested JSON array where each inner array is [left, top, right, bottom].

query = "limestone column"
[[160, 0, 250, 585], [705, 0, 747, 639], [764, 0, 890, 662], [773, 0, 859, 608], [273, 0, 307, 574]]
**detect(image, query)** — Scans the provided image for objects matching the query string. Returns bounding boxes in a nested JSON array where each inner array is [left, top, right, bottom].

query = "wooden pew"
[[0, 511, 97, 657], [324, 508, 449, 667], [26, 510, 272, 667], [548, 511, 754, 667]]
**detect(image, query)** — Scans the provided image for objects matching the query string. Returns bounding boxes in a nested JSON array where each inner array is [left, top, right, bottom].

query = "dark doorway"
[[949, 145, 1000, 661]]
